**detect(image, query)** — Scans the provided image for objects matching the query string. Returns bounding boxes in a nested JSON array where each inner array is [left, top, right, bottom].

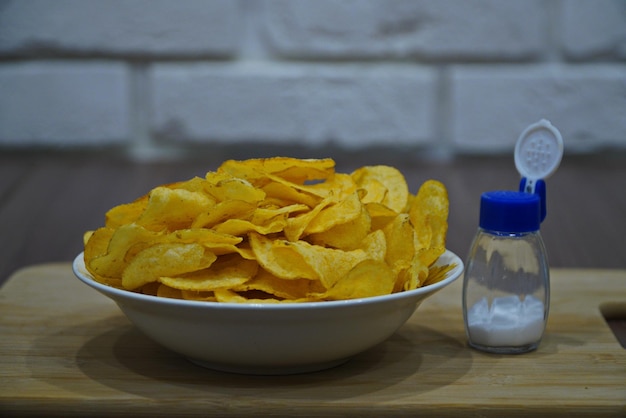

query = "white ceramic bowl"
[[73, 250, 463, 375]]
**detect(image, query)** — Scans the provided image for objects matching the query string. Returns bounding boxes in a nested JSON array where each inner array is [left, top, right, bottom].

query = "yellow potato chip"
[[156, 283, 184, 299], [220, 159, 351, 212], [191, 200, 256, 229], [122, 242, 217, 290], [351, 165, 409, 213], [138, 281, 161, 296], [137, 187, 214, 231], [308, 172, 358, 197], [88, 223, 161, 279], [218, 157, 335, 185], [409, 180, 449, 266], [159, 228, 249, 259], [395, 257, 429, 292], [261, 181, 322, 208], [308, 202, 371, 250], [158, 256, 258, 292], [264, 158, 335, 183], [83, 227, 113, 262], [361, 229, 388, 262], [365, 202, 398, 231], [234, 269, 323, 301], [227, 204, 309, 238], [205, 173, 266, 203], [249, 232, 318, 281], [83, 228, 121, 286], [283, 196, 335, 241], [158, 269, 255, 292], [250, 232, 373, 289], [213, 217, 287, 237], [315, 260, 396, 300], [167, 176, 210, 193], [105, 196, 148, 228], [356, 177, 388, 205], [423, 263, 456, 287], [83, 157, 451, 303], [181, 290, 217, 302], [304, 191, 363, 236], [214, 288, 282, 304], [382, 213, 416, 274], [162, 228, 242, 246], [252, 203, 309, 223]]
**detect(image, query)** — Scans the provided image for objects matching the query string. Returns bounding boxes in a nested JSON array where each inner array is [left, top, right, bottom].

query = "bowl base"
[[187, 356, 352, 375]]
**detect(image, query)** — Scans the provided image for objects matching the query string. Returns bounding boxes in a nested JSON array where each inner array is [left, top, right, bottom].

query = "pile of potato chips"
[[83, 157, 451, 303]]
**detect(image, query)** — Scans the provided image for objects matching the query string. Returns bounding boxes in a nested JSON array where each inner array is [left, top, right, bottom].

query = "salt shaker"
[[462, 120, 563, 354], [462, 190, 549, 353]]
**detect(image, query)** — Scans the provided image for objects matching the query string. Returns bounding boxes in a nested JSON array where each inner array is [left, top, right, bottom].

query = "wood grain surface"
[[1, 263, 624, 417]]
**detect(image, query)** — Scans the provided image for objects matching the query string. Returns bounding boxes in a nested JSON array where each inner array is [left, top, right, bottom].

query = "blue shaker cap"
[[480, 190, 541, 233]]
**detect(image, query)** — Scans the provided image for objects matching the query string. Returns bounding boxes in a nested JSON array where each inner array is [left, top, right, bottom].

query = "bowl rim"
[[72, 250, 463, 311]]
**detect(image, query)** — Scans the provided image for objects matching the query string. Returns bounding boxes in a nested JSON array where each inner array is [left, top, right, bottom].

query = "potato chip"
[[283, 196, 335, 242], [220, 158, 343, 205], [213, 288, 282, 303], [395, 257, 429, 292], [139, 281, 161, 296], [88, 223, 161, 279], [314, 260, 396, 300], [158, 256, 258, 292], [83, 157, 452, 303], [252, 203, 309, 223], [156, 283, 184, 299], [105, 196, 148, 228], [181, 290, 217, 302], [365, 202, 398, 231], [205, 172, 266, 203], [83, 228, 120, 286], [83, 228, 112, 262], [308, 202, 371, 250], [219, 157, 335, 185], [122, 243, 217, 290], [409, 180, 449, 267], [361, 229, 388, 262], [234, 269, 323, 301], [383, 213, 416, 274], [162, 228, 242, 246], [423, 263, 456, 287], [261, 181, 322, 208], [249, 232, 318, 281], [351, 165, 409, 213], [259, 233, 374, 289], [137, 187, 214, 231], [304, 191, 363, 235], [167, 176, 210, 193], [299, 172, 357, 199], [263, 158, 335, 183], [191, 200, 256, 229]]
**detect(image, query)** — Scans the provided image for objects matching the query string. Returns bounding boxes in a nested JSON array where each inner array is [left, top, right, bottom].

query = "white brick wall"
[[263, 0, 547, 59], [0, 0, 240, 56], [1, 0, 625, 158], [561, 0, 626, 59], [451, 64, 626, 151], [0, 62, 129, 145], [151, 63, 436, 147]]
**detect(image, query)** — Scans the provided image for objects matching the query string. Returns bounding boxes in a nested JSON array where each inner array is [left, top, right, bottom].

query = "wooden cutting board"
[[1, 264, 624, 417]]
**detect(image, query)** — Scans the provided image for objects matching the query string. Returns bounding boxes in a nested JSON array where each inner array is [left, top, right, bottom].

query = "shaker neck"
[[477, 227, 540, 238]]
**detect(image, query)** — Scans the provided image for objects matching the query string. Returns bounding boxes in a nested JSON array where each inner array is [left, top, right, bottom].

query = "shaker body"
[[462, 228, 550, 353]]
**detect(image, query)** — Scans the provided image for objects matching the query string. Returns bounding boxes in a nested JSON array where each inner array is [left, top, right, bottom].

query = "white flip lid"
[[514, 119, 564, 184]]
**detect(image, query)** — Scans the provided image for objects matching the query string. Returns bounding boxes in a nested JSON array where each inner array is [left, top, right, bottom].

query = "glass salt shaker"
[[462, 119, 563, 354], [462, 190, 549, 353]]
